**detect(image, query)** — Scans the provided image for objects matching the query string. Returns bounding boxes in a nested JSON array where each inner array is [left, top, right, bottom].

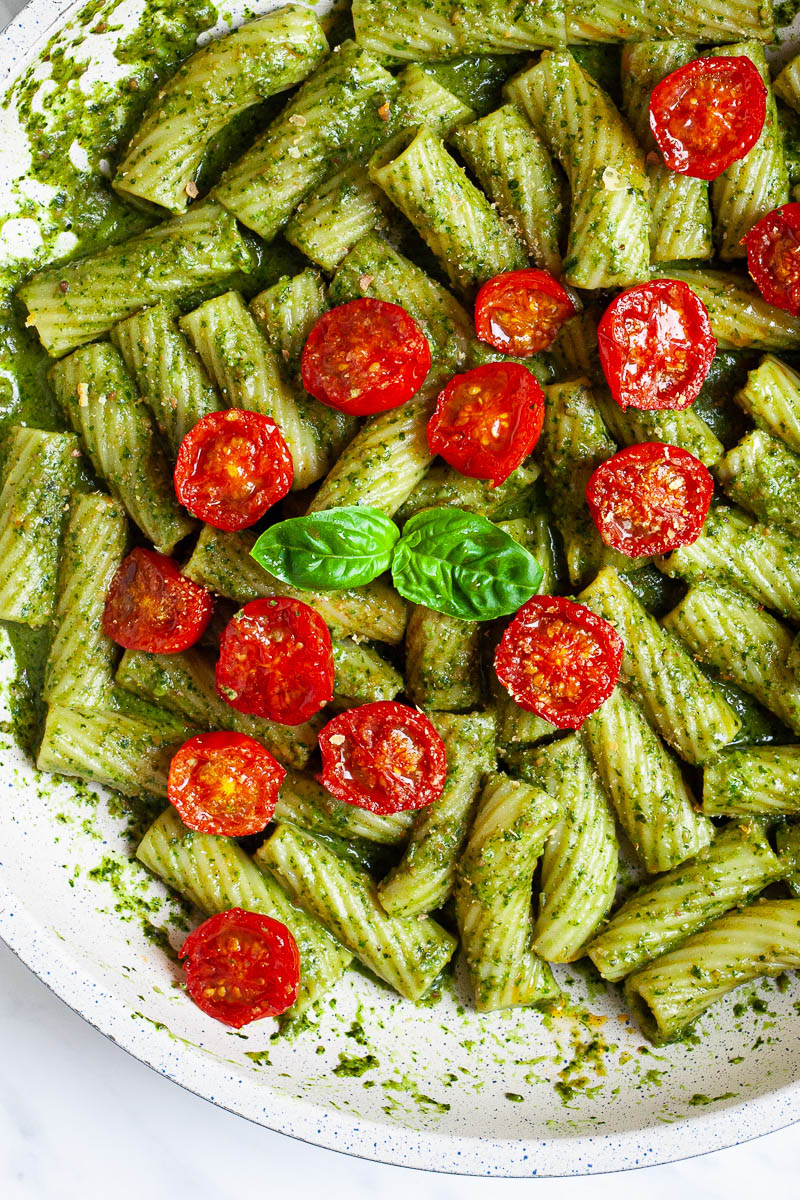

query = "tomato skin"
[[427, 362, 545, 487], [216, 597, 334, 725], [301, 298, 432, 416], [180, 909, 300, 1027], [597, 280, 717, 412], [586, 442, 713, 558], [494, 596, 623, 729], [744, 203, 800, 315], [318, 701, 447, 814], [649, 56, 767, 181], [174, 410, 293, 531], [168, 731, 286, 837], [474, 269, 575, 357], [102, 548, 213, 654]]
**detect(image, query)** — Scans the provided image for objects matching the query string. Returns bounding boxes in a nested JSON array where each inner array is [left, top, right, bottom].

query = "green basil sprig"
[[391, 507, 542, 620], [251, 505, 399, 590]]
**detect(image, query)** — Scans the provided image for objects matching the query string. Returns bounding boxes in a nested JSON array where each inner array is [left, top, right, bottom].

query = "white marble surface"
[[0, 0, 799, 1192]]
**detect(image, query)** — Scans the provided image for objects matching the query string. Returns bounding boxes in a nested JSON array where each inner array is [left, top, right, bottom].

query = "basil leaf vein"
[[391, 507, 543, 620], [251, 506, 399, 590]]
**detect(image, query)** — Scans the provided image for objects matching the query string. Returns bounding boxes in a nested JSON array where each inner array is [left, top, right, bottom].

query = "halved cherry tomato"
[[597, 280, 717, 412], [168, 731, 286, 837], [174, 410, 293, 531], [474, 269, 575, 357], [494, 596, 623, 729], [586, 442, 713, 558], [318, 701, 447, 814], [301, 298, 431, 416], [744, 203, 800, 315], [427, 362, 545, 487], [102, 548, 213, 653], [649, 56, 767, 180], [216, 596, 334, 725], [180, 909, 300, 1027]]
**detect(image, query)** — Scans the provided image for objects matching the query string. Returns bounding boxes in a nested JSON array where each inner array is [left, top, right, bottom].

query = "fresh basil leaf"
[[251, 506, 399, 590], [391, 507, 543, 620]]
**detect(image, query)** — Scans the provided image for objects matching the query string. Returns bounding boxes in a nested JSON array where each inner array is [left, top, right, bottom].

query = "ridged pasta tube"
[[702, 747, 800, 817], [378, 712, 496, 916], [396, 461, 540, 525], [331, 638, 404, 704], [0, 427, 80, 627], [115, 648, 320, 770], [285, 166, 393, 274], [37, 706, 188, 798], [494, 697, 557, 754], [394, 62, 476, 134], [180, 290, 349, 490], [454, 104, 564, 274], [651, 267, 800, 351], [351, 0, 566, 62], [776, 824, 800, 897], [663, 584, 800, 735], [45, 494, 128, 709], [276, 772, 413, 846], [625, 900, 800, 1044], [658, 504, 800, 623], [137, 808, 351, 1018], [256, 824, 457, 1001], [455, 774, 561, 1011], [594, 389, 723, 468], [647, 164, 715, 263], [579, 567, 740, 764], [567, 1, 774, 43], [329, 234, 473, 371], [789, 630, 800, 678], [582, 688, 713, 873], [405, 605, 482, 712], [111, 302, 221, 456], [518, 735, 618, 963], [285, 63, 474, 272], [18, 202, 254, 358], [505, 51, 650, 289], [716, 429, 800, 537], [497, 513, 559, 596], [733, 354, 800, 452], [621, 41, 713, 263], [548, 309, 602, 383], [50, 344, 193, 554], [369, 125, 527, 294], [249, 270, 328, 375], [306, 384, 437, 516], [588, 822, 784, 981], [114, 8, 329, 213], [711, 43, 788, 259], [183, 526, 407, 644], [775, 54, 800, 115], [540, 380, 646, 586], [213, 42, 397, 240]]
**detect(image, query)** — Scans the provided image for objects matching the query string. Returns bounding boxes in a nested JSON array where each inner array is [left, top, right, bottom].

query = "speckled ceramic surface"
[[1, 0, 800, 1177]]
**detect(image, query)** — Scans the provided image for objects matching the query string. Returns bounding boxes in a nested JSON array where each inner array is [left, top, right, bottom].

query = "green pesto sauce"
[[688, 1091, 738, 1107], [691, 351, 753, 450], [1, 620, 49, 755], [244, 1049, 273, 1067], [333, 1051, 380, 1077], [2, 2, 221, 443], [776, 0, 800, 28], [419, 54, 527, 117], [382, 1075, 451, 1115]]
